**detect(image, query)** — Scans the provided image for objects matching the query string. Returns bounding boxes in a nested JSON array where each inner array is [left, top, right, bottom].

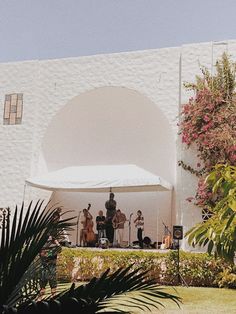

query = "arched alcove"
[[40, 87, 176, 244]]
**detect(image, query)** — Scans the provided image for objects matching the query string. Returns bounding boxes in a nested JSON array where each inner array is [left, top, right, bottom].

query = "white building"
[[0, 40, 234, 247]]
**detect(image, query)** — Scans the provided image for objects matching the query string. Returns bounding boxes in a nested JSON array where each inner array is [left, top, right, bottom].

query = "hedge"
[[57, 248, 236, 288]]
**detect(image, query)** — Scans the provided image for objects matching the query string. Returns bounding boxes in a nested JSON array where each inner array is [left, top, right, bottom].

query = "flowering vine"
[[179, 53, 236, 207]]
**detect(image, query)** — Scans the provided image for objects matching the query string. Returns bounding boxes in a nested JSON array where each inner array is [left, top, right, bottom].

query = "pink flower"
[[207, 104, 214, 111], [197, 162, 201, 167], [229, 145, 236, 151], [203, 115, 210, 122]]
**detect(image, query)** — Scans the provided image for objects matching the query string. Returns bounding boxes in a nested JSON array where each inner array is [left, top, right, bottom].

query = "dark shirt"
[[105, 199, 116, 211], [96, 215, 106, 230], [39, 241, 61, 265], [105, 199, 117, 222]]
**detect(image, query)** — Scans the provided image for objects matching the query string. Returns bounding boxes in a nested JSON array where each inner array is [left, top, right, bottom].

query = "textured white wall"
[[0, 60, 39, 208], [0, 40, 235, 248]]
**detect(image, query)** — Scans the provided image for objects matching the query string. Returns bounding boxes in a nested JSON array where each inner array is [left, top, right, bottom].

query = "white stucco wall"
[[0, 40, 235, 247]]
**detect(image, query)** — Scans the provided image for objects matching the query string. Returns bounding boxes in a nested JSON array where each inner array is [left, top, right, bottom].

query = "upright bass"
[[85, 203, 96, 244]]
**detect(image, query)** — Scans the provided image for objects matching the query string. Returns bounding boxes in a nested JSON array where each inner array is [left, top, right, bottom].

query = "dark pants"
[[40, 263, 57, 289], [98, 229, 106, 240], [137, 228, 143, 248], [106, 222, 114, 244]]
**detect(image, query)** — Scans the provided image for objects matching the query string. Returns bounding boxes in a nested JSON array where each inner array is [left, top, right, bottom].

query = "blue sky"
[[0, 0, 236, 62]]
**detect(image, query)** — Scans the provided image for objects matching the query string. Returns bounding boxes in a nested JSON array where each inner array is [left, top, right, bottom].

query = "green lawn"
[[159, 286, 236, 314], [47, 283, 236, 313]]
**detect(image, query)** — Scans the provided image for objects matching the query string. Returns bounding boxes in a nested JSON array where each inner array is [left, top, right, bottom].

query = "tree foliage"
[[186, 164, 236, 262], [179, 53, 236, 207]]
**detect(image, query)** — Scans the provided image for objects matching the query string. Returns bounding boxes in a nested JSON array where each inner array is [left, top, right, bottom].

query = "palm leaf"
[[16, 266, 180, 314], [98, 288, 178, 313], [0, 200, 75, 308], [54, 266, 180, 313]]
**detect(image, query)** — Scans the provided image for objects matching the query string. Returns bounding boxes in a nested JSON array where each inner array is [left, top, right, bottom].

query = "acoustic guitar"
[[112, 221, 123, 229], [112, 216, 128, 229]]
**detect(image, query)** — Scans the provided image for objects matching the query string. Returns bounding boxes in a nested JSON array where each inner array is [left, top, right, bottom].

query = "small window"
[[3, 93, 23, 125], [0, 207, 10, 229], [202, 208, 213, 222]]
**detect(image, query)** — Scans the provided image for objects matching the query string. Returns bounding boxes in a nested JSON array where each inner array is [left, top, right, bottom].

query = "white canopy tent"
[[25, 164, 172, 193], [25, 164, 173, 246]]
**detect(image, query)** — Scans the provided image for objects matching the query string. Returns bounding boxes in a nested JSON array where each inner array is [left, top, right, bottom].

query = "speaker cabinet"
[[173, 225, 183, 240]]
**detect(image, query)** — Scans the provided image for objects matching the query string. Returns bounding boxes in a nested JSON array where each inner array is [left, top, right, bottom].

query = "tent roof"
[[25, 164, 172, 192]]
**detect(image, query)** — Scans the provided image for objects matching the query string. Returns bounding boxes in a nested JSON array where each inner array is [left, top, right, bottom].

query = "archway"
[[40, 87, 176, 244]]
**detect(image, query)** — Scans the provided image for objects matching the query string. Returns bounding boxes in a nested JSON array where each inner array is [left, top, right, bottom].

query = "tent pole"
[[156, 192, 159, 249], [76, 210, 82, 246], [23, 183, 27, 203]]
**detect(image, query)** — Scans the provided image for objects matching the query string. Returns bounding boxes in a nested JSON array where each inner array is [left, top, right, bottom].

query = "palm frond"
[[0, 200, 76, 307], [98, 288, 177, 313], [16, 266, 180, 314], [54, 266, 180, 313]]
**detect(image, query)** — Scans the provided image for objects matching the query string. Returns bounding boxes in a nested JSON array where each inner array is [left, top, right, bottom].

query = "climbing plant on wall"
[[186, 164, 236, 262], [179, 53, 236, 208]]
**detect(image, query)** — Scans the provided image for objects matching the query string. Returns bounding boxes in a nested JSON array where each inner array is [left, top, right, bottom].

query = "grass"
[[45, 283, 236, 313], [159, 286, 236, 314]]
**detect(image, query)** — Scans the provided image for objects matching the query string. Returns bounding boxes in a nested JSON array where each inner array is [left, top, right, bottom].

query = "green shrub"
[[57, 248, 233, 288], [215, 267, 236, 288]]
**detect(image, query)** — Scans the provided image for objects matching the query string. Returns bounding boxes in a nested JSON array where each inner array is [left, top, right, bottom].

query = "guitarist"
[[112, 209, 126, 247]]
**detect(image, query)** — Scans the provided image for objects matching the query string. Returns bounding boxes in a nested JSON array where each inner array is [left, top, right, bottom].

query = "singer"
[[134, 210, 144, 249]]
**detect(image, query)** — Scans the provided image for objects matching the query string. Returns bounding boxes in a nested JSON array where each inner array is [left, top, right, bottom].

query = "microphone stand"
[[128, 213, 133, 248], [168, 239, 188, 287], [76, 211, 82, 247]]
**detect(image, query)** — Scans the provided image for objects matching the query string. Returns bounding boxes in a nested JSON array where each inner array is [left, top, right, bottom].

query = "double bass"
[[84, 204, 96, 244]]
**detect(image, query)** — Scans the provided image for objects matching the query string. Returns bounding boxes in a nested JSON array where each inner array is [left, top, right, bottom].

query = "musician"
[[96, 210, 106, 242], [105, 192, 117, 244], [134, 210, 144, 249], [112, 209, 126, 247], [80, 208, 93, 247]]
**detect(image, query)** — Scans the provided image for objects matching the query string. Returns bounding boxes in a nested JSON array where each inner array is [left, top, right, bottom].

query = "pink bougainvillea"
[[179, 53, 236, 208]]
